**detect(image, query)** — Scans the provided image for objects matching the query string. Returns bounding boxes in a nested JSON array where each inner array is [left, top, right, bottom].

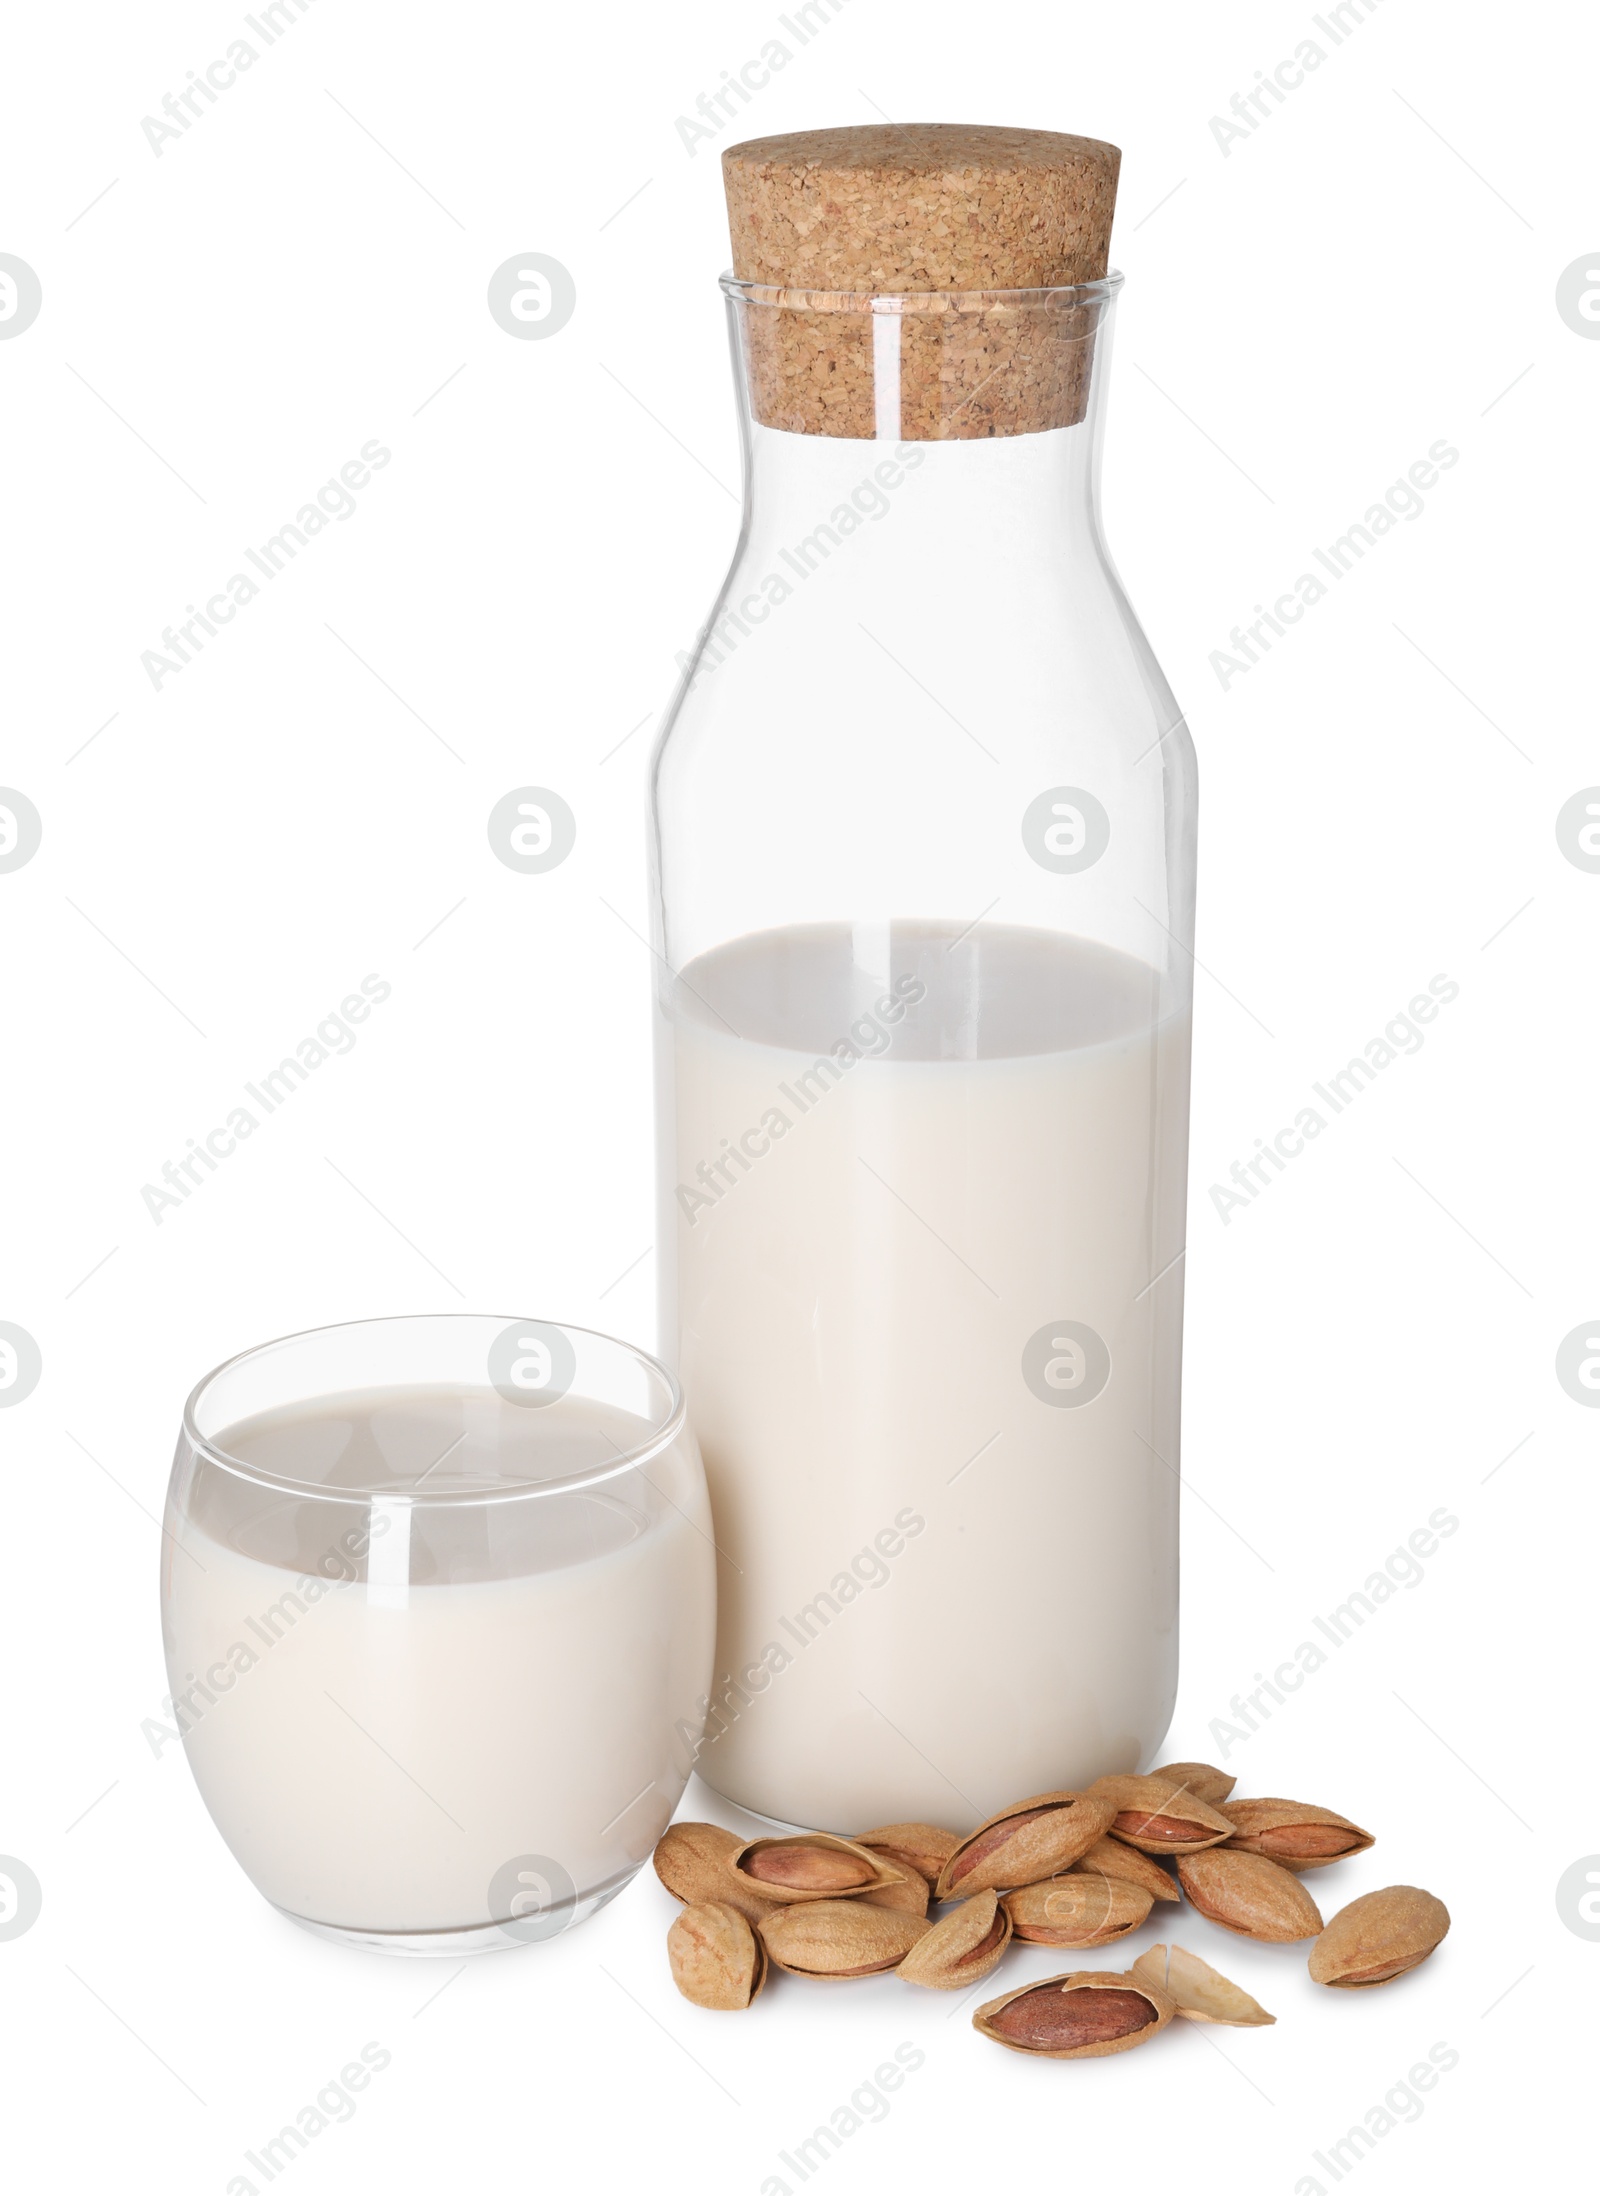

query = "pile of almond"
[[653, 1760, 1451, 2056]]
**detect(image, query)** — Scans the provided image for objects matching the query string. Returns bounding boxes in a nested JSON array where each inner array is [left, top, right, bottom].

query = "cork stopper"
[[722, 125, 1120, 441]]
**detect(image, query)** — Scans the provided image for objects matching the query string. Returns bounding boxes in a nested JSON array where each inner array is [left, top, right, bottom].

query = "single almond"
[[1089, 1775, 1235, 1855], [935, 1791, 1116, 1899], [758, 1899, 929, 1978], [729, 1833, 905, 1905], [897, 1890, 1012, 1990], [1176, 1849, 1323, 1942], [1220, 1798, 1374, 1871], [1131, 1942, 1274, 2027], [974, 1969, 1176, 2060], [1003, 1875, 1153, 1947], [667, 1901, 767, 2010], [1150, 1760, 1236, 1804], [653, 1822, 780, 1924], [1309, 1886, 1450, 1988], [851, 1822, 962, 1886], [1069, 1835, 1180, 1904]]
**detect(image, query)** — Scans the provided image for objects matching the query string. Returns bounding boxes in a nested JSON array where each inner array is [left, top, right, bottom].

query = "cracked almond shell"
[[897, 1890, 1012, 1990], [1220, 1797, 1374, 1870], [758, 1898, 929, 1978], [974, 1968, 1176, 2060], [1089, 1774, 1236, 1855], [667, 1901, 768, 2010], [1003, 1874, 1153, 1947], [728, 1831, 906, 1904], [1176, 1849, 1324, 1942], [1309, 1886, 1450, 1987], [934, 1790, 1116, 1899], [1131, 1942, 1275, 2026]]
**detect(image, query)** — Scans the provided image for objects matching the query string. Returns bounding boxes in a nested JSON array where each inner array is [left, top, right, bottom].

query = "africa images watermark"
[[1208, 440, 1459, 691], [1208, 0, 1387, 158], [683, 1506, 927, 1769], [675, 0, 850, 157], [1298, 2041, 1459, 2195], [1208, 974, 1459, 1225], [675, 975, 928, 1227], [765, 2042, 926, 2193], [231, 2041, 391, 2195], [675, 444, 928, 691], [1206, 1505, 1459, 1762], [140, 440, 391, 692], [143, 1513, 392, 1759], [140, 974, 392, 1224], [140, 0, 317, 157]]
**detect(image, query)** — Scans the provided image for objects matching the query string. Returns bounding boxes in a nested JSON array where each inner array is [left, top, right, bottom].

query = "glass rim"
[[719, 268, 1123, 314], [180, 1312, 687, 1510]]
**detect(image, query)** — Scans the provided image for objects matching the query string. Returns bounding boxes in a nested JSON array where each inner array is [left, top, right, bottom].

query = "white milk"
[[163, 1390, 713, 1938], [660, 922, 1190, 1828]]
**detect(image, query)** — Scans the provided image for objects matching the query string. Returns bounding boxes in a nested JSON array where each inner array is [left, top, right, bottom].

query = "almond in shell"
[[1220, 1798, 1374, 1870], [1003, 1874, 1153, 1948], [1069, 1835, 1180, 1904], [1151, 1760, 1237, 1804], [974, 1969, 1176, 2060], [897, 1890, 1012, 1990], [1309, 1886, 1450, 1988], [935, 1791, 1116, 1899], [861, 1869, 931, 1918], [729, 1832, 905, 1904], [758, 1899, 929, 1978], [667, 1901, 768, 2010], [1175, 1849, 1323, 1942], [1090, 1774, 1235, 1855]]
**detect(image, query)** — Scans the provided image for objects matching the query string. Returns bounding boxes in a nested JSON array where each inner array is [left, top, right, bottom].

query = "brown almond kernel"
[[744, 1845, 876, 1892], [1112, 1810, 1204, 1844], [1262, 1824, 1364, 1860], [990, 1985, 1154, 2051]]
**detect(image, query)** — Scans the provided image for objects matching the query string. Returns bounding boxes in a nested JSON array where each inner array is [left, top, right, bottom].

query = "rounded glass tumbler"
[[161, 1315, 715, 1954]]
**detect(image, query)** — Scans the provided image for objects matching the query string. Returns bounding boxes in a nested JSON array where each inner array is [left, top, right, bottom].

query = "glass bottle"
[[650, 143, 1196, 1830]]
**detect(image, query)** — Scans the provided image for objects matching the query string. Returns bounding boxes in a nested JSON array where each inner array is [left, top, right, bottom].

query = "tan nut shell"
[[729, 1832, 906, 1904], [1003, 1874, 1153, 1947], [1309, 1886, 1450, 1987], [758, 1898, 930, 1978], [1151, 1761, 1237, 1804], [1069, 1835, 1180, 1903], [1089, 1774, 1235, 1854], [1176, 1849, 1324, 1942], [851, 1822, 962, 1885], [935, 1790, 1116, 1899], [653, 1822, 779, 1924], [667, 1901, 768, 2010], [973, 1968, 1176, 2059], [1220, 1798, 1375, 1870], [1131, 1942, 1275, 2027], [860, 1869, 931, 1918], [897, 1890, 1012, 1990]]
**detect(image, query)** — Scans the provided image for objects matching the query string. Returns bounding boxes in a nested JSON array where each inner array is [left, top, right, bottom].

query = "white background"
[[1, 0, 1594, 2188]]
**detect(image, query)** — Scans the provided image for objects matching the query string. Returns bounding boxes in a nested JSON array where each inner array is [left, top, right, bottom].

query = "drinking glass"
[[161, 1314, 714, 1954]]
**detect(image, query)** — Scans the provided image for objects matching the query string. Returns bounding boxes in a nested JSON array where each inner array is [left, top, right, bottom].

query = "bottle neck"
[[736, 418, 1106, 589]]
